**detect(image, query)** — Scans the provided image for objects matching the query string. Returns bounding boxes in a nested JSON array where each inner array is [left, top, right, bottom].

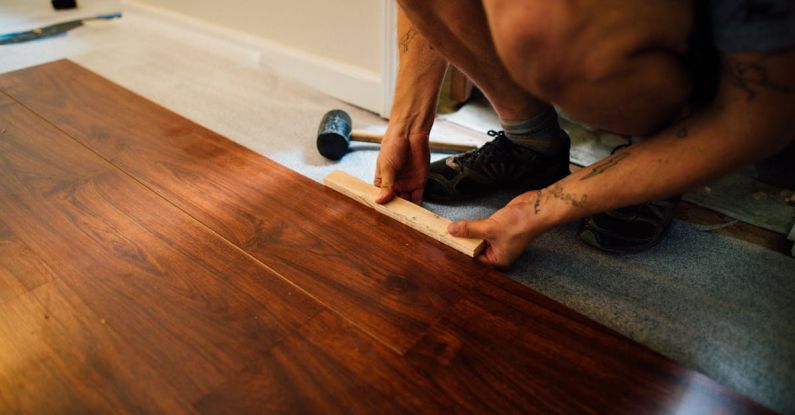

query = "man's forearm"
[[388, 7, 448, 135], [530, 51, 795, 231]]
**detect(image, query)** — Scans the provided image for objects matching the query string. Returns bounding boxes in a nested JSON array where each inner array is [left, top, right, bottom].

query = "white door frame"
[[380, 0, 398, 117]]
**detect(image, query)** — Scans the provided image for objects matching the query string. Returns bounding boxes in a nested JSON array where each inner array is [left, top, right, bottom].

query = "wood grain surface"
[[0, 60, 773, 414], [0, 218, 55, 306], [0, 60, 489, 354], [0, 92, 321, 404]]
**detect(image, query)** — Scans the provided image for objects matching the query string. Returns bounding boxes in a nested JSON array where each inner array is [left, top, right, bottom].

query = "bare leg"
[[483, 0, 694, 135], [399, 0, 693, 136], [397, 0, 548, 122]]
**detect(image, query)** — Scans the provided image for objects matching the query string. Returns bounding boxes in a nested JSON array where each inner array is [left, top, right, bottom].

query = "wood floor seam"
[[2, 60, 495, 355], [0, 85, 430, 356], [0, 92, 324, 404]]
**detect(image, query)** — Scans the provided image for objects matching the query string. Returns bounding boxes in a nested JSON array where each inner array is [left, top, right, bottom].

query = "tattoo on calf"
[[727, 56, 793, 101], [399, 27, 418, 53], [548, 184, 588, 208], [579, 152, 630, 181]]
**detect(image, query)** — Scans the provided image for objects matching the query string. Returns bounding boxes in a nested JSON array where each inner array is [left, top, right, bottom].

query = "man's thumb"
[[448, 220, 490, 239], [375, 170, 395, 204]]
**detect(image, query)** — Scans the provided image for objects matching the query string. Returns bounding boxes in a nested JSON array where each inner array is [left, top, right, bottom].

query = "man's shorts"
[[686, 0, 795, 104]]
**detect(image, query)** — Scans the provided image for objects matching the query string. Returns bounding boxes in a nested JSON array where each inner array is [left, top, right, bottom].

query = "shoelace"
[[454, 130, 512, 167]]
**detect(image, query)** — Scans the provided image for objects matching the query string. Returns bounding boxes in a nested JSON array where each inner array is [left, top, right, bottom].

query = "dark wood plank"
[[196, 311, 463, 415], [0, 60, 491, 353], [0, 92, 323, 402], [0, 218, 56, 305], [198, 273, 772, 414], [0, 278, 194, 414], [403, 271, 772, 414]]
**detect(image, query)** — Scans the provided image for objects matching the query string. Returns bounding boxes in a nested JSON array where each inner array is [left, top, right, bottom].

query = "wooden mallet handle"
[[351, 130, 476, 153]]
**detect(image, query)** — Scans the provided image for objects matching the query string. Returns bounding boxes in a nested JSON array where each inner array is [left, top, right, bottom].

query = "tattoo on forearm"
[[399, 27, 418, 53], [579, 151, 630, 181], [727, 56, 793, 101], [548, 184, 588, 208], [533, 190, 543, 214]]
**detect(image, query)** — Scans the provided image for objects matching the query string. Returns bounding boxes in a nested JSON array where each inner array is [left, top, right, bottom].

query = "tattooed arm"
[[449, 50, 795, 268], [374, 6, 448, 205]]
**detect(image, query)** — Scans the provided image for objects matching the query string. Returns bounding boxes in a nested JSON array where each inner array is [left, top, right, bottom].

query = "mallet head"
[[316, 109, 352, 160]]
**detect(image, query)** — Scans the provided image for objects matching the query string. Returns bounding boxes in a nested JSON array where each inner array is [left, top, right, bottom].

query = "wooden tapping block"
[[323, 170, 486, 257]]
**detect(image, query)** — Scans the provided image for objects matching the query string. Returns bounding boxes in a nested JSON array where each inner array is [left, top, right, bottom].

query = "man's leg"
[[400, 0, 697, 253], [399, 0, 693, 136], [399, 0, 573, 201], [397, 0, 546, 122], [477, 0, 696, 252], [483, 0, 694, 136]]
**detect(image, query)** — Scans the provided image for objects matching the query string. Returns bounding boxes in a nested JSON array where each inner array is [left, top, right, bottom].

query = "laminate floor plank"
[[0, 218, 56, 305], [0, 210, 189, 414], [0, 92, 323, 402], [197, 275, 770, 414], [402, 271, 771, 414], [0, 279, 194, 414], [196, 311, 464, 415], [0, 60, 490, 353]]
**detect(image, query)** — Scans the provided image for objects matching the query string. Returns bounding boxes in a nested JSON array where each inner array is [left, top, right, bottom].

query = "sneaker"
[[424, 130, 571, 202], [578, 195, 681, 254], [577, 143, 680, 253]]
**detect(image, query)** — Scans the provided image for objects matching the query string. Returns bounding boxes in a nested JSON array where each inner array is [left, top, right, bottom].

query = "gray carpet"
[[2, 6, 794, 413]]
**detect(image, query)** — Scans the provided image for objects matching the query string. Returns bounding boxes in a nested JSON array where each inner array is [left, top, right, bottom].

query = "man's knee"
[[486, 1, 585, 99], [487, 1, 692, 135]]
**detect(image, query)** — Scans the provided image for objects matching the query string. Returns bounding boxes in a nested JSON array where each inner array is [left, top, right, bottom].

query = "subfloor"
[[1, 4, 793, 413]]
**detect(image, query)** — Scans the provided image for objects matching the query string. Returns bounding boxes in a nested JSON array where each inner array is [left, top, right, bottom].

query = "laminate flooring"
[[0, 60, 772, 413]]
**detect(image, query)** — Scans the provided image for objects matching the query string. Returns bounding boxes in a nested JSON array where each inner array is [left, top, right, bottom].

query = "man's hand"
[[374, 6, 446, 205], [374, 130, 430, 205], [448, 191, 548, 269]]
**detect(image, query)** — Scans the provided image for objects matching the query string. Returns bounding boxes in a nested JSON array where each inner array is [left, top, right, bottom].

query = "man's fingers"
[[375, 186, 395, 204], [410, 188, 423, 205], [448, 219, 492, 239], [476, 246, 498, 267], [375, 169, 395, 204], [450, 223, 507, 268]]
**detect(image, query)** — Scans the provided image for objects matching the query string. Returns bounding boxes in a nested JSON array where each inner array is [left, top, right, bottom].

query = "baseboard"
[[123, 0, 387, 115]]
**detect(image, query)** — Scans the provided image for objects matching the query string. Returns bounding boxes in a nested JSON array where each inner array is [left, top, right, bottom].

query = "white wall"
[[132, 0, 382, 72], [127, 0, 396, 115]]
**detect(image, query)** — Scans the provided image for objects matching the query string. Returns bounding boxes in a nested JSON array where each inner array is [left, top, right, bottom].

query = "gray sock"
[[500, 107, 565, 155]]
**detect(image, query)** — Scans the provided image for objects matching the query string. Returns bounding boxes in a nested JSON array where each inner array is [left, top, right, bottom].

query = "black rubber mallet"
[[316, 109, 477, 160], [52, 0, 78, 10]]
